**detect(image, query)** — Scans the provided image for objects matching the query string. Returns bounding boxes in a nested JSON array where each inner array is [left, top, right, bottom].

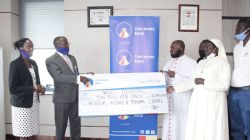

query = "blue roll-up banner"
[[109, 16, 160, 140]]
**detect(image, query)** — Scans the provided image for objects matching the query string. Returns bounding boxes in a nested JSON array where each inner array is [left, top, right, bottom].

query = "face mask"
[[199, 50, 206, 58], [206, 53, 215, 59], [206, 48, 216, 59], [235, 28, 249, 41], [57, 47, 69, 55], [19, 49, 31, 60], [171, 49, 182, 58]]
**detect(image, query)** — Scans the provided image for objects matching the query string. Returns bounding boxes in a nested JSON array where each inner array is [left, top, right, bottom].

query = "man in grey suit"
[[46, 36, 89, 140]]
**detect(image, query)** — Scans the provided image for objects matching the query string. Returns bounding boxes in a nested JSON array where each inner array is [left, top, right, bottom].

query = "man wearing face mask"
[[46, 36, 90, 140], [228, 19, 250, 140], [161, 40, 197, 140], [167, 39, 231, 140]]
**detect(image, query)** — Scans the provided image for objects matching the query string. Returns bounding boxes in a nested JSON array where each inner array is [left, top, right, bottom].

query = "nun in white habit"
[[167, 39, 231, 140]]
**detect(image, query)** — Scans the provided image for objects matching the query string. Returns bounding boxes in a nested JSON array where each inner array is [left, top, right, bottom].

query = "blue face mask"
[[57, 47, 69, 55], [235, 28, 249, 41], [19, 49, 31, 60]]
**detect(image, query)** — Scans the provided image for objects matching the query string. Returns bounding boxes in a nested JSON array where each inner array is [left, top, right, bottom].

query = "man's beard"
[[171, 50, 182, 58]]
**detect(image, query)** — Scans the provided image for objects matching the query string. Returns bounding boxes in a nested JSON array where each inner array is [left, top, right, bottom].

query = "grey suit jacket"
[[46, 52, 79, 103]]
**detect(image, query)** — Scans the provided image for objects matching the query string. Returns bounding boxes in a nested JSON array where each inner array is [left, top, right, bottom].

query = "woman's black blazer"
[[9, 56, 40, 108]]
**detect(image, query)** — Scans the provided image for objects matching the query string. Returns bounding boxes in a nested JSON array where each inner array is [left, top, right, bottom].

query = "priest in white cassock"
[[167, 39, 231, 140], [161, 40, 197, 140]]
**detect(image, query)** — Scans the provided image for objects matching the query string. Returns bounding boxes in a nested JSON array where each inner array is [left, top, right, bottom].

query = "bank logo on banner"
[[118, 115, 130, 120], [116, 22, 132, 39], [116, 50, 132, 66], [84, 78, 94, 88]]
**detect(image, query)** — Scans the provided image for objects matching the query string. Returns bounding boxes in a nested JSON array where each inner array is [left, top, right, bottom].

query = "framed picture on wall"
[[178, 4, 199, 32], [87, 6, 113, 27]]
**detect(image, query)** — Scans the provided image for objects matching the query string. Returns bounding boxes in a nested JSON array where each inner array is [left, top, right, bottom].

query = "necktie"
[[64, 55, 74, 72]]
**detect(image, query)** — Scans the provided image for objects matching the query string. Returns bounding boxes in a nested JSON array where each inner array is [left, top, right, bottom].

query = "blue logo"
[[116, 22, 132, 39], [84, 78, 94, 87], [118, 115, 130, 120], [116, 50, 132, 66]]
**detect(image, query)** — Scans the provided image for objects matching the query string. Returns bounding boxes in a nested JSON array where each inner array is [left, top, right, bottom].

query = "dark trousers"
[[228, 87, 250, 140], [54, 101, 81, 140]]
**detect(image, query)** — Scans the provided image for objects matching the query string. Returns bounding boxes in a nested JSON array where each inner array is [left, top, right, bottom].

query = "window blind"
[[20, 0, 64, 49]]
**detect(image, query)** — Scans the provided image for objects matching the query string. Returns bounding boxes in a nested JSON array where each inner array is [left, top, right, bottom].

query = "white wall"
[[3, 0, 223, 138], [65, 0, 222, 74]]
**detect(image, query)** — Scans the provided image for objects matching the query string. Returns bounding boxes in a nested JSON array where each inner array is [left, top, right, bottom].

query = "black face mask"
[[199, 50, 206, 58], [171, 50, 182, 58]]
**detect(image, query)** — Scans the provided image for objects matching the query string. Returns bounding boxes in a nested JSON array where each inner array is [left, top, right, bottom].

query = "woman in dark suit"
[[9, 38, 45, 140]]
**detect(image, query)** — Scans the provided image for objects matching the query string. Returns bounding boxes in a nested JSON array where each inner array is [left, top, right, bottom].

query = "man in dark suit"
[[46, 36, 89, 140]]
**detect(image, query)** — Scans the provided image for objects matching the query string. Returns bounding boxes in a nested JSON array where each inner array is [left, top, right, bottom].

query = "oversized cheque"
[[78, 72, 168, 116]]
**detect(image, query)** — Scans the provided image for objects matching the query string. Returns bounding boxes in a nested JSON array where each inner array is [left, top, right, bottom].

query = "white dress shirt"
[[231, 41, 250, 87], [56, 51, 74, 72]]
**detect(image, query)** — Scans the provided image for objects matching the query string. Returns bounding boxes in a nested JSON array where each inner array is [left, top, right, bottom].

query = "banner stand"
[[109, 16, 160, 140]]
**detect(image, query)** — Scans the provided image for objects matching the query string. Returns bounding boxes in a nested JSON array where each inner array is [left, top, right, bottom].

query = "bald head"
[[53, 36, 69, 48], [172, 40, 185, 51]]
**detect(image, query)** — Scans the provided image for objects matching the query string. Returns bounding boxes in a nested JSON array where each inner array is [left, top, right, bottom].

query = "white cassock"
[[174, 39, 230, 140], [162, 55, 197, 140]]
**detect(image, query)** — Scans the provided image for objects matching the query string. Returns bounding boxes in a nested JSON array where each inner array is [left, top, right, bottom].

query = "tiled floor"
[[6, 135, 108, 140], [6, 135, 161, 140]]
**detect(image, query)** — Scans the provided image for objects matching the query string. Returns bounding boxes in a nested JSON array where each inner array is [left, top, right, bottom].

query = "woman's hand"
[[35, 84, 46, 95]]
